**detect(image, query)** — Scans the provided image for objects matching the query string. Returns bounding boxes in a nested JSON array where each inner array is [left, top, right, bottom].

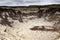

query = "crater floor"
[[0, 18, 60, 40]]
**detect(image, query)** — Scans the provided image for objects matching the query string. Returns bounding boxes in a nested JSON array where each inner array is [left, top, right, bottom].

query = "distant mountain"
[[0, 4, 60, 8]]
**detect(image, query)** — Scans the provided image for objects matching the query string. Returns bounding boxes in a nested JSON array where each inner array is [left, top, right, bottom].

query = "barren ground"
[[0, 17, 60, 40]]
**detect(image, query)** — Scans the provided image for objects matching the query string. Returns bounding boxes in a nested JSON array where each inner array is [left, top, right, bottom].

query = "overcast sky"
[[0, 0, 60, 6]]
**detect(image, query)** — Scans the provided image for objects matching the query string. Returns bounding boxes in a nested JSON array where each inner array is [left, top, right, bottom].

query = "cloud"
[[0, 0, 60, 6]]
